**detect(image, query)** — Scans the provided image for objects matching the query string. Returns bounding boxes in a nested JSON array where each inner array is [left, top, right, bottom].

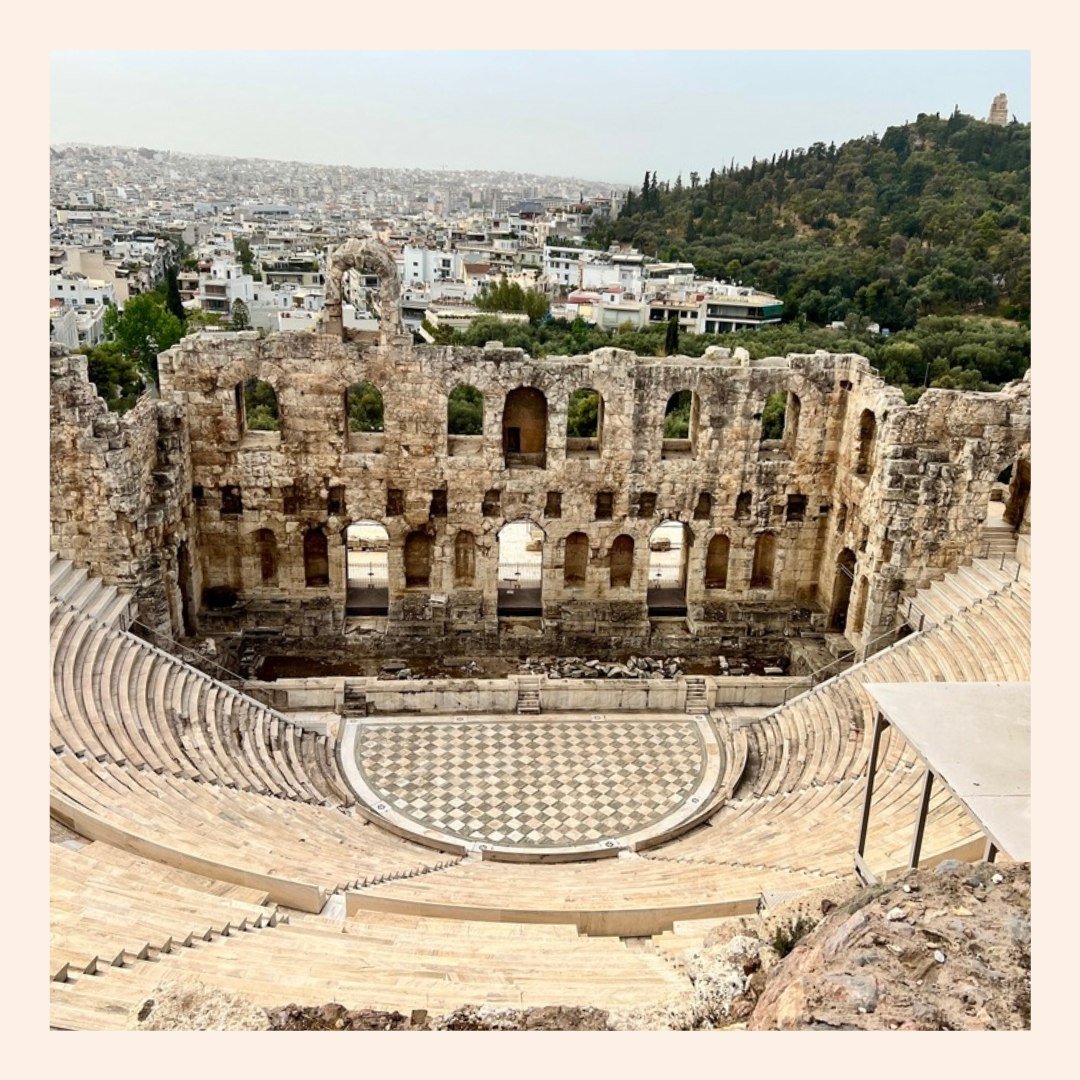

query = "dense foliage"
[[244, 377, 280, 431], [566, 388, 601, 437], [348, 381, 384, 432], [588, 109, 1029, 329], [474, 279, 550, 323], [447, 384, 484, 435], [429, 312, 1028, 405]]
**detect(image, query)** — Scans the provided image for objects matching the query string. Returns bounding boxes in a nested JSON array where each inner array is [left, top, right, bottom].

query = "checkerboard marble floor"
[[355, 716, 707, 849]]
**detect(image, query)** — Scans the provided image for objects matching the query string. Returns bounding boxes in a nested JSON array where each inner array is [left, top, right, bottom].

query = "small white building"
[[50, 272, 115, 310]]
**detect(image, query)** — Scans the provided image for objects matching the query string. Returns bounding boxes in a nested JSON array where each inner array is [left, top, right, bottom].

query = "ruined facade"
[[49, 242, 1031, 661]]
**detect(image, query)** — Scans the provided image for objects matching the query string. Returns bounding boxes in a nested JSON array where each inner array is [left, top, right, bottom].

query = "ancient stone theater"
[[48, 240, 1031, 1028]]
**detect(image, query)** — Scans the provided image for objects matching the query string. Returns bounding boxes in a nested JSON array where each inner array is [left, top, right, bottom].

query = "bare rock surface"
[[749, 860, 1030, 1030], [127, 976, 270, 1030]]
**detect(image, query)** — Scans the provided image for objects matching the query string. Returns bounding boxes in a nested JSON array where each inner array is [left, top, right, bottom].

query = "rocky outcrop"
[[749, 860, 1030, 1030]]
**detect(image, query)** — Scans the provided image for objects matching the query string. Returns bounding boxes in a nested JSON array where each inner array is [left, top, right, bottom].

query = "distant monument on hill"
[[988, 92, 1009, 126]]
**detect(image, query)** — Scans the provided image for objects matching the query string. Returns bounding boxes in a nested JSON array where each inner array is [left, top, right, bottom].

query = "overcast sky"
[[51, 51, 1030, 185]]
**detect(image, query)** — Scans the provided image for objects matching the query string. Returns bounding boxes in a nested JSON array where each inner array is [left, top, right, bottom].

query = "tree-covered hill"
[[585, 109, 1030, 329]]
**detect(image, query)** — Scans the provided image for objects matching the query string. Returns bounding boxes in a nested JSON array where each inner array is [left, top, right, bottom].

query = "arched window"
[[344, 521, 388, 616], [498, 521, 543, 615], [448, 384, 484, 436], [856, 409, 876, 476], [662, 390, 695, 459], [750, 532, 776, 589], [705, 534, 730, 589], [563, 531, 589, 586], [242, 378, 280, 432], [829, 548, 857, 631], [566, 388, 603, 456], [760, 391, 786, 441], [254, 528, 278, 585], [663, 390, 693, 438], [786, 392, 801, 449], [454, 530, 476, 585], [609, 534, 634, 588], [403, 530, 432, 587], [303, 527, 329, 587], [346, 381, 384, 433], [647, 521, 689, 614], [503, 387, 547, 467]]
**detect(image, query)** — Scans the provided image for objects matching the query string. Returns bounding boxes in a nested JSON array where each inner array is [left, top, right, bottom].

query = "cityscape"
[[46, 50, 1032, 1036]]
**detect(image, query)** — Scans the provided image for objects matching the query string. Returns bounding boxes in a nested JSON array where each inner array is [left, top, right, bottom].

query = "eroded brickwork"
[[49, 308, 1030, 654]]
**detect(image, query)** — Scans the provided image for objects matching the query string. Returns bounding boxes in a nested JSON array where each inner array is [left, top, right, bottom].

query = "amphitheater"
[[48, 240, 1031, 1030]]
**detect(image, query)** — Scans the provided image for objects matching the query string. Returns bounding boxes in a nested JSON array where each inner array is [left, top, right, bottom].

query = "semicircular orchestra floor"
[[339, 713, 725, 861]]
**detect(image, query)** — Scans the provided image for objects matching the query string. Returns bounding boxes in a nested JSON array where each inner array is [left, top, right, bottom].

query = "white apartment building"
[[198, 260, 255, 317], [402, 246, 462, 286], [50, 272, 116, 310], [542, 244, 601, 291]]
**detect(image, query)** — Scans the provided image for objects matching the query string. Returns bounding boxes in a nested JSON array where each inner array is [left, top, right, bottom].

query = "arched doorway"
[[829, 548, 857, 631], [609, 534, 634, 588], [647, 521, 688, 615], [705, 534, 730, 589], [344, 521, 389, 615], [750, 532, 777, 589], [497, 521, 543, 616]]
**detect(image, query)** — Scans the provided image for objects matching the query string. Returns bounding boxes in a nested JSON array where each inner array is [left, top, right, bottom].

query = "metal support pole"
[[908, 769, 935, 870], [856, 712, 887, 859]]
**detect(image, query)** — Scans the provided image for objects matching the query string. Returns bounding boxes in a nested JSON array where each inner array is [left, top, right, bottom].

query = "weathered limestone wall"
[[841, 374, 1031, 649], [49, 350, 194, 634], [156, 332, 891, 642], [51, 329, 1030, 654]]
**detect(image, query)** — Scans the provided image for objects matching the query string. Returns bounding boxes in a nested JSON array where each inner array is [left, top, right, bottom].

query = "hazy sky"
[[51, 51, 1030, 184]]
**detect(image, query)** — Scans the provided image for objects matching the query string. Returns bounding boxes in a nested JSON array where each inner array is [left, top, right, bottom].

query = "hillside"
[[585, 109, 1030, 329]]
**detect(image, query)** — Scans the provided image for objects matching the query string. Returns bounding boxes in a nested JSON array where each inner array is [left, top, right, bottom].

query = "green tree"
[[448, 384, 484, 435], [348, 381, 384, 432], [566, 389, 600, 437], [244, 378, 280, 431], [760, 391, 787, 440], [664, 311, 680, 356], [235, 236, 255, 277], [103, 292, 184, 383], [165, 266, 186, 323], [85, 340, 145, 414], [230, 298, 251, 330]]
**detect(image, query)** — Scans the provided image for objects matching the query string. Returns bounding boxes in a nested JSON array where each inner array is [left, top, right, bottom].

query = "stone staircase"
[[516, 675, 541, 715], [980, 520, 1019, 560], [50, 554, 134, 630], [903, 553, 1026, 632], [684, 675, 709, 715], [342, 681, 369, 718]]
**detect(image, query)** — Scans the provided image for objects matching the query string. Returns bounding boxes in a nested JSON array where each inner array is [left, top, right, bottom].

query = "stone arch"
[[647, 520, 689, 614], [502, 386, 548, 467], [253, 527, 278, 585], [566, 388, 603, 455], [856, 409, 877, 475], [344, 520, 388, 616], [750, 531, 777, 589], [563, 531, 589, 586], [454, 530, 477, 585], [324, 237, 403, 338], [759, 390, 787, 441], [609, 534, 634, 588], [498, 520, 544, 615], [704, 533, 730, 589], [663, 389, 695, 441], [829, 547, 857, 631], [403, 530, 433, 588], [448, 384, 484, 436], [346, 381, 384, 433], [303, 526, 330, 587]]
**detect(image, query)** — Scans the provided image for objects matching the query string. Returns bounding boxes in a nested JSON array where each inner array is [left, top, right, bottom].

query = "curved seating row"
[[50, 599, 352, 808], [51, 842, 282, 981], [50, 906, 691, 1029], [50, 752, 462, 912]]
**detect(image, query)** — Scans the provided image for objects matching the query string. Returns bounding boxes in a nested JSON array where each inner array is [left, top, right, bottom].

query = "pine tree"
[[165, 266, 186, 323]]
